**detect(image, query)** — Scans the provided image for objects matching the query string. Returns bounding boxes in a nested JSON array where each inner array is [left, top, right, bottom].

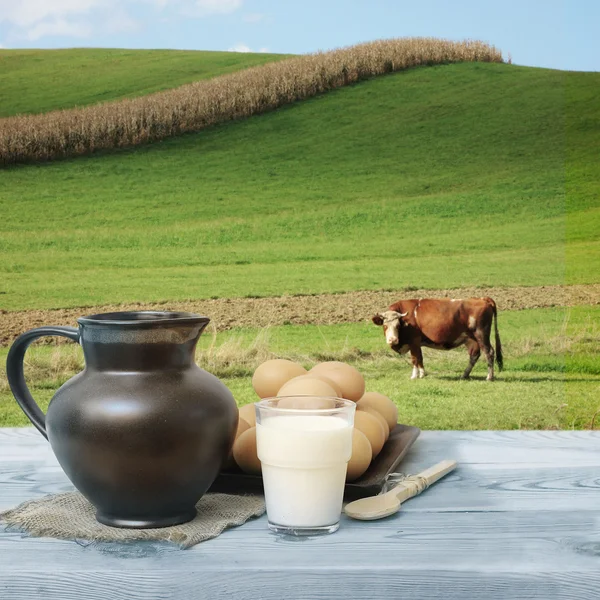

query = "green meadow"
[[0, 48, 287, 117], [1, 63, 599, 310], [1, 53, 598, 430], [1, 305, 598, 429]]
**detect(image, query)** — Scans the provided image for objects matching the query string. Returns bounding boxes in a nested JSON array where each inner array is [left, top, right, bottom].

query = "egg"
[[232, 427, 261, 475], [309, 374, 344, 397], [357, 405, 390, 440], [358, 392, 398, 431], [238, 403, 257, 427], [277, 376, 337, 398], [277, 396, 337, 410], [252, 359, 308, 399], [354, 410, 386, 457], [237, 417, 251, 437], [309, 361, 365, 401], [223, 417, 252, 469], [346, 429, 372, 482]]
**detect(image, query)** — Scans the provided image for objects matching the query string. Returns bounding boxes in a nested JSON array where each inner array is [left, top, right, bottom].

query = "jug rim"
[[77, 311, 210, 327]]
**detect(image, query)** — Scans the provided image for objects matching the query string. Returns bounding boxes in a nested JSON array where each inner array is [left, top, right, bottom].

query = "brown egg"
[[309, 374, 343, 397], [252, 359, 307, 399], [354, 410, 386, 457], [277, 396, 337, 410], [277, 376, 337, 398], [309, 361, 365, 401], [358, 392, 398, 431], [233, 427, 261, 475], [237, 417, 251, 437], [224, 417, 252, 469], [346, 429, 372, 482], [238, 403, 257, 427], [357, 405, 390, 440]]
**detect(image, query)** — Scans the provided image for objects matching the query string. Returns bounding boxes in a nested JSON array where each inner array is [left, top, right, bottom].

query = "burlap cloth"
[[0, 492, 265, 549]]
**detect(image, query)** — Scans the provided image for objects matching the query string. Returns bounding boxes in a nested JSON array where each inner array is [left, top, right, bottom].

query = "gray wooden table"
[[1, 428, 599, 599]]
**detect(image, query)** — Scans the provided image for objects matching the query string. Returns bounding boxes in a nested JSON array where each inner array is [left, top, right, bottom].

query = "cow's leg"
[[462, 338, 481, 380], [475, 329, 495, 381], [410, 351, 419, 380], [410, 346, 425, 379]]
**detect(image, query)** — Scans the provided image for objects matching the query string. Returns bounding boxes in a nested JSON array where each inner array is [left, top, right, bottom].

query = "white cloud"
[[0, 0, 244, 42], [228, 43, 252, 53], [25, 18, 93, 41], [0, 0, 104, 28], [227, 43, 269, 54]]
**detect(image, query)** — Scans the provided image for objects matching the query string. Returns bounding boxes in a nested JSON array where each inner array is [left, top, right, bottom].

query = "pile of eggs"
[[227, 359, 398, 482]]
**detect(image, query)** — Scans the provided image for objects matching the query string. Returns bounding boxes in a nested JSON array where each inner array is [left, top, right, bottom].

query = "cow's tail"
[[491, 300, 504, 372]]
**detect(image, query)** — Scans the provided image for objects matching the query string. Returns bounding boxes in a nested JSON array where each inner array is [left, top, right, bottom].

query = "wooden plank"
[[398, 430, 600, 469], [0, 428, 58, 465], [1, 569, 599, 600], [1, 427, 599, 600], [1, 510, 599, 571], [3, 461, 600, 513], [2, 429, 600, 516], [3, 428, 600, 472]]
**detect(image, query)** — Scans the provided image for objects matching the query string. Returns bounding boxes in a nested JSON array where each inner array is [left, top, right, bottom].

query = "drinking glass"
[[255, 396, 355, 536]]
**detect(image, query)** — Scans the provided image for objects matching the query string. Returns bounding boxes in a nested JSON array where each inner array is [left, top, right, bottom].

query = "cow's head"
[[372, 310, 408, 347]]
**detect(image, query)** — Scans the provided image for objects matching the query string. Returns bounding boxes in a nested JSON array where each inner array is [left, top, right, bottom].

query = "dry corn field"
[[0, 38, 503, 166]]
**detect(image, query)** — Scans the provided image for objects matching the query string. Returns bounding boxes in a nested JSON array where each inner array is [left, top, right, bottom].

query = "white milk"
[[256, 415, 353, 528]]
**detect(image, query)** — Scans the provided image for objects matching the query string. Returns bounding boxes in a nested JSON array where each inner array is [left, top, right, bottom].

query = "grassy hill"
[[0, 53, 598, 430], [0, 48, 288, 117], [0, 62, 598, 310]]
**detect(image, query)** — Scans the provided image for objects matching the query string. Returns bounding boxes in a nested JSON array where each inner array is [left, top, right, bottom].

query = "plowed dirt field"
[[2, 284, 599, 346]]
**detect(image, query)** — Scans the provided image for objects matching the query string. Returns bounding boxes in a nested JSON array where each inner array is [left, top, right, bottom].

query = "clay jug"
[[6, 311, 238, 528]]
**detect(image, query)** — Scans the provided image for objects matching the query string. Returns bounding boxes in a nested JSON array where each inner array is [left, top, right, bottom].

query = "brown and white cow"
[[372, 297, 503, 381]]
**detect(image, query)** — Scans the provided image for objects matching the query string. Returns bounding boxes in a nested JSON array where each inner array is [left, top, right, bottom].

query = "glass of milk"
[[255, 396, 355, 536]]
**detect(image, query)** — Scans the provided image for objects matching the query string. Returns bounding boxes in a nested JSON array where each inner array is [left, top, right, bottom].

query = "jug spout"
[[77, 311, 210, 371]]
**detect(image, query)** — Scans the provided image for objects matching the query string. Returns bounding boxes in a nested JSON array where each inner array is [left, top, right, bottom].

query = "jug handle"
[[6, 326, 80, 440]]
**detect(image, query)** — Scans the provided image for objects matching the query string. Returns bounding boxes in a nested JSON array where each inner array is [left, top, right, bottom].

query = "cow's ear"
[[372, 314, 384, 326]]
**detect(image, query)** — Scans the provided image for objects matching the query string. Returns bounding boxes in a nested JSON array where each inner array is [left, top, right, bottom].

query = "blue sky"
[[0, 0, 598, 72]]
